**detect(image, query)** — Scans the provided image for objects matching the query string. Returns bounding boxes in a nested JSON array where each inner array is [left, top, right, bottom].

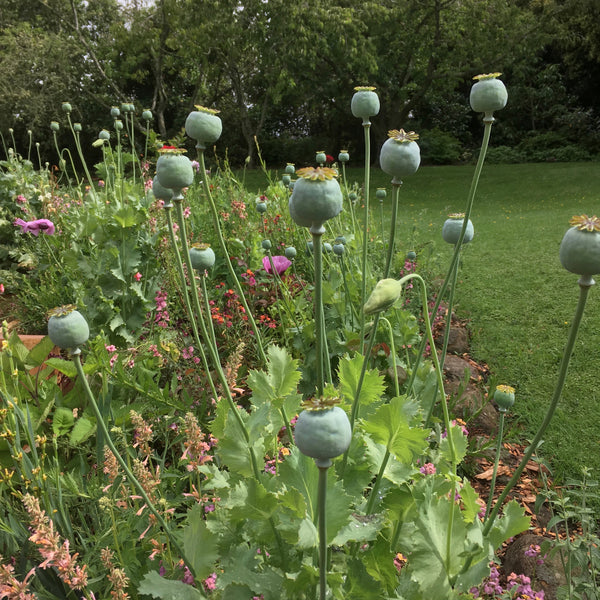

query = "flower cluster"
[[23, 493, 88, 589]]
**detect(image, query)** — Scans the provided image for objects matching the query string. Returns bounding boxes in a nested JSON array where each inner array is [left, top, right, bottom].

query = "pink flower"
[[14, 218, 55, 236], [262, 255, 292, 275], [419, 462, 436, 475], [134, 272, 142, 281], [0, 284, 4, 294]]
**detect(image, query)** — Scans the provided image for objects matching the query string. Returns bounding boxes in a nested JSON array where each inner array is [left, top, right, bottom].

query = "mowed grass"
[[242, 161, 600, 482]]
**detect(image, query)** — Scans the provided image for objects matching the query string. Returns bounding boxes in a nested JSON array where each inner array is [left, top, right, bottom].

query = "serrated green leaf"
[[52, 406, 74, 437], [247, 345, 301, 408], [278, 447, 351, 543], [113, 205, 140, 228], [339, 353, 385, 409], [297, 517, 318, 548], [362, 396, 428, 462], [109, 313, 125, 331], [183, 504, 219, 579], [362, 537, 399, 593], [216, 408, 264, 476], [69, 416, 95, 445], [197, 464, 231, 489], [138, 571, 205, 600], [487, 500, 530, 549], [439, 423, 469, 465], [460, 478, 481, 524], [26, 336, 55, 367], [364, 436, 415, 486], [332, 513, 383, 546], [222, 479, 278, 521]]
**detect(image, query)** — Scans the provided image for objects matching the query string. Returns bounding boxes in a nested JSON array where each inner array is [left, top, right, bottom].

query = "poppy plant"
[[262, 255, 292, 275], [14, 218, 55, 236]]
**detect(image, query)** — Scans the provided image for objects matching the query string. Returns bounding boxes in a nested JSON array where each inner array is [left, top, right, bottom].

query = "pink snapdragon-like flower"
[[134, 272, 142, 281], [14, 218, 55, 236], [262, 255, 292, 275]]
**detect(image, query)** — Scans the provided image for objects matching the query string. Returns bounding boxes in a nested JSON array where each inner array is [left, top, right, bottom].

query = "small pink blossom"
[[419, 462, 436, 475], [262, 255, 292, 275], [134, 272, 142, 281], [0, 284, 4, 294], [14, 218, 55, 236]]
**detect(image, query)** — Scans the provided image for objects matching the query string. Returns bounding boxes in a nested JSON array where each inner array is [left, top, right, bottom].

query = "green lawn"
[[243, 161, 600, 482]]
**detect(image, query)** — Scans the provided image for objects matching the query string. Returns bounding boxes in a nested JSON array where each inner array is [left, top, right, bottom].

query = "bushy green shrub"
[[418, 127, 463, 165]]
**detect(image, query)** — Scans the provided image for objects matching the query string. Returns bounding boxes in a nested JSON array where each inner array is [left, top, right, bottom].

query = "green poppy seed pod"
[[316, 151, 326, 165], [120, 103, 129, 113], [114, 120, 123, 131], [255, 201, 267, 214], [349, 192, 358, 203], [351, 86, 380, 122], [285, 163, 295, 175], [185, 105, 222, 149], [364, 278, 403, 315], [127, 103, 135, 113], [47, 305, 89, 354], [493, 385, 515, 412], [306, 241, 314, 255], [282, 174, 291, 186], [61, 102, 72, 113], [294, 403, 352, 468], [98, 129, 110, 141], [442, 214, 474, 245], [189, 243, 215, 271], [376, 188, 387, 201], [73, 123, 82, 133], [335, 235, 346, 245], [333, 243, 345, 256], [559, 215, 600, 277], [50, 121, 60, 133], [156, 151, 194, 192], [110, 106, 120, 118], [470, 73, 508, 115], [142, 109, 153, 121], [323, 242, 332, 253], [285, 246, 297, 260], [262, 239, 272, 250], [289, 167, 343, 232], [152, 176, 174, 204], [406, 250, 417, 261], [380, 130, 421, 181], [338, 150, 349, 163]]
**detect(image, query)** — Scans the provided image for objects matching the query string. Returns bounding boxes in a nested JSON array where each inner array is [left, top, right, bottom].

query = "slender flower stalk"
[[72, 353, 196, 579], [384, 182, 401, 278], [483, 277, 595, 533], [406, 118, 494, 397], [197, 150, 268, 365], [317, 465, 328, 600]]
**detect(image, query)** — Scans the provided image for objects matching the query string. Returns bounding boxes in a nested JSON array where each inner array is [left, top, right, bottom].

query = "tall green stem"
[[197, 150, 268, 365], [359, 122, 372, 353], [317, 465, 329, 600], [406, 118, 494, 397], [486, 410, 505, 519], [312, 227, 325, 396], [72, 353, 195, 578], [384, 182, 401, 278], [483, 277, 594, 534]]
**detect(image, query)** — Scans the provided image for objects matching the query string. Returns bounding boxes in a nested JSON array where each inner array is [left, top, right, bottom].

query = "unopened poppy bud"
[[363, 278, 403, 315]]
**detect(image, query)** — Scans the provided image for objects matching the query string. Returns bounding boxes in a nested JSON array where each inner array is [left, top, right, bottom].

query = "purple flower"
[[14, 218, 55, 236], [262, 255, 292, 275]]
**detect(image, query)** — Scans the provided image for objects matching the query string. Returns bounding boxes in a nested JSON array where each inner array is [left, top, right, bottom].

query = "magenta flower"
[[14, 218, 55, 236], [262, 255, 292, 275]]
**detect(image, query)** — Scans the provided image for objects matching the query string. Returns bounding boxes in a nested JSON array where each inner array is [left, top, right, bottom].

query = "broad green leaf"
[[364, 435, 415, 486], [198, 464, 231, 490], [216, 409, 264, 477], [297, 517, 318, 549], [52, 406, 74, 436], [109, 313, 125, 331], [339, 353, 385, 409], [113, 205, 140, 228], [183, 504, 219, 580], [138, 571, 205, 600], [460, 478, 482, 524], [361, 396, 428, 462], [487, 500, 530, 549], [222, 479, 278, 521], [69, 416, 95, 445], [331, 513, 383, 546], [439, 423, 469, 465], [247, 345, 301, 408], [26, 336, 55, 367], [344, 557, 386, 599], [218, 545, 283, 600], [278, 447, 352, 543], [362, 537, 399, 593]]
